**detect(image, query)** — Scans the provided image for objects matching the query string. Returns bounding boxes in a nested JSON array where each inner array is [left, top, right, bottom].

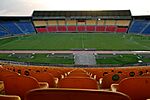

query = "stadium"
[[0, 0, 150, 100]]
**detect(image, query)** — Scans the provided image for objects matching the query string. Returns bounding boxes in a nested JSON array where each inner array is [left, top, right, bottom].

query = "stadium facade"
[[0, 10, 150, 37]]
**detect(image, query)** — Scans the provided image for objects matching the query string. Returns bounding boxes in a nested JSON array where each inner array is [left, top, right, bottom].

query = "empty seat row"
[[36, 26, 127, 33]]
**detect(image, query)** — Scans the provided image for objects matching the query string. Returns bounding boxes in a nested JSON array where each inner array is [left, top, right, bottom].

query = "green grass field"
[[0, 33, 150, 50], [0, 53, 74, 64], [0, 53, 149, 65], [96, 54, 150, 64]]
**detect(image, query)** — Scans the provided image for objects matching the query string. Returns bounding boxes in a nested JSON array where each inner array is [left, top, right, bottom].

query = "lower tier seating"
[[67, 26, 76, 32], [36, 28, 47, 33]]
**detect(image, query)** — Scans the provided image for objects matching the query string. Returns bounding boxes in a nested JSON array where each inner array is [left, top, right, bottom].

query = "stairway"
[[74, 53, 96, 65]]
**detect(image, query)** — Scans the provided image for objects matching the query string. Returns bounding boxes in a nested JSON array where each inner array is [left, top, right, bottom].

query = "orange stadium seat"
[[67, 73, 90, 78], [33, 21, 47, 27], [47, 69, 62, 79], [100, 73, 127, 89], [57, 77, 99, 89], [0, 95, 21, 100], [25, 88, 131, 100], [116, 77, 150, 100], [116, 20, 130, 26], [4, 76, 40, 100], [0, 70, 19, 81], [67, 20, 76, 25], [30, 72, 56, 88]]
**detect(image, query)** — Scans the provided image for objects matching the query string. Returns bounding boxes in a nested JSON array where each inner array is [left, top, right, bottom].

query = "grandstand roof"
[[0, 16, 32, 21], [32, 10, 131, 19], [133, 15, 150, 20]]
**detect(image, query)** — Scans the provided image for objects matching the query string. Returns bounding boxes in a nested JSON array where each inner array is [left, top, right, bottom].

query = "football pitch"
[[0, 33, 150, 50]]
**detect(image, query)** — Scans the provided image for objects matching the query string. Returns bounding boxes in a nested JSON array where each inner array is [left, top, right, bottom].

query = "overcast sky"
[[0, 0, 150, 16]]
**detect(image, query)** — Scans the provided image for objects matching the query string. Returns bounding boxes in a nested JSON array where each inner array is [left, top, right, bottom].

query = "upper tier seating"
[[58, 20, 65, 26], [86, 20, 96, 25], [67, 20, 76, 25], [116, 20, 130, 26], [97, 20, 105, 25], [33, 21, 47, 27], [48, 20, 57, 26], [25, 88, 131, 100], [105, 20, 115, 25]]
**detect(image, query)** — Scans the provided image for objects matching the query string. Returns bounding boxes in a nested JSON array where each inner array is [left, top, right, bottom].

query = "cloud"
[[0, 0, 150, 15], [0, 10, 8, 15]]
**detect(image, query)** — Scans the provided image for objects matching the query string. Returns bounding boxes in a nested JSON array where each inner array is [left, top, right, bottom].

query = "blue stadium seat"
[[0, 21, 35, 35], [128, 20, 148, 34], [1, 22, 23, 34], [142, 24, 150, 34], [16, 22, 35, 33], [0, 26, 9, 37]]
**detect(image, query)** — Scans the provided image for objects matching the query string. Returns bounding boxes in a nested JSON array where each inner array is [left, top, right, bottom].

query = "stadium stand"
[[33, 20, 47, 27], [1, 10, 150, 100], [97, 20, 105, 25], [32, 10, 132, 33], [116, 20, 130, 26], [128, 16, 150, 34], [16, 22, 35, 33], [1, 22, 23, 34], [0, 17, 35, 36], [129, 20, 148, 33]]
